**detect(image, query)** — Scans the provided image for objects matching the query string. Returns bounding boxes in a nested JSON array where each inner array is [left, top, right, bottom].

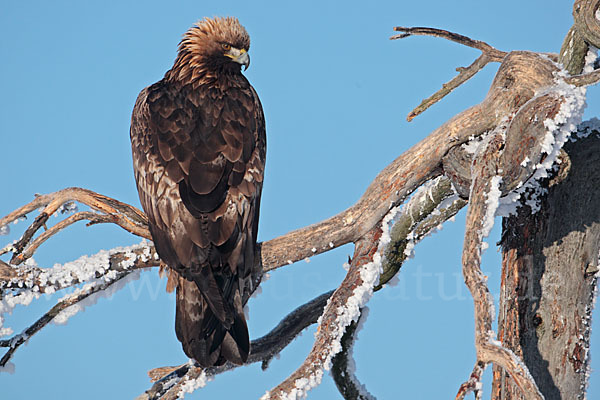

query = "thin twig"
[[391, 26, 507, 121], [1, 187, 150, 265], [11, 211, 129, 265], [391, 27, 507, 61], [406, 54, 491, 121]]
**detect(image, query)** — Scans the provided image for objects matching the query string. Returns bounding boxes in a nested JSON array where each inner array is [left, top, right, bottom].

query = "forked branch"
[[0, 187, 150, 266], [391, 26, 507, 121], [391, 26, 507, 60]]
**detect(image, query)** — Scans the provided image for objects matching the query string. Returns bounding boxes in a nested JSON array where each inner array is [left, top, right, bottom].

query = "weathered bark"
[[492, 133, 600, 399]]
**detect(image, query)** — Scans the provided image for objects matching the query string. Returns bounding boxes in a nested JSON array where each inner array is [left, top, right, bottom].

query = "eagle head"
[[170, 17, 251, 85]]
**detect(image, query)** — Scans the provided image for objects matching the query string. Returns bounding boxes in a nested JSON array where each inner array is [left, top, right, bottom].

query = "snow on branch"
[[139, 290, 334, 400], [141, 172, 471, 399], [2, 16, 598, 399], [458, 130, 544, 400], [456, 48, 588, 399], [262, 224, 384, 400], [376, 175, 466, 290], [330, 309, 376, 400], [0, 241, 157, 367], [1, 241, 157, 294]]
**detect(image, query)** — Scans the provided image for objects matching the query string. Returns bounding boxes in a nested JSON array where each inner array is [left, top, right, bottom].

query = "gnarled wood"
[[492, 133, 600, 400]]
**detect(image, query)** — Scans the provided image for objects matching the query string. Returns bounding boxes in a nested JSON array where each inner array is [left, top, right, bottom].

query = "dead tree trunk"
[[492, 132, 600, 399]]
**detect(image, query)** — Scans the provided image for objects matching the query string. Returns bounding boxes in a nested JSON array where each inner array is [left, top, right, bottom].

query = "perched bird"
[[130, 17, 265, 367]]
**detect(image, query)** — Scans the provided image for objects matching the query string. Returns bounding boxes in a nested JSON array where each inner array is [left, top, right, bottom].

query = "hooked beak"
[[226, 48, 250, 70]]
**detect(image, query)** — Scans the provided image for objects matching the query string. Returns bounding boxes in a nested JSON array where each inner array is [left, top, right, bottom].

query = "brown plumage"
[[130, 17, 265, 367]]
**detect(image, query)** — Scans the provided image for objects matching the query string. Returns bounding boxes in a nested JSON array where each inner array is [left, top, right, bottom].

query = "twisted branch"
[[458, 131, 543, 400], [560, 0, 600, 74], [330, 314, 375, 400], [376, 176, 466, 290], [0, 187, 150, 265], [573, 0, 600, 48]]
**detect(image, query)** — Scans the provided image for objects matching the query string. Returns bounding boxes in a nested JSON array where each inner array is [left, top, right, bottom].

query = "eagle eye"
[[221, 43, 231, 51]]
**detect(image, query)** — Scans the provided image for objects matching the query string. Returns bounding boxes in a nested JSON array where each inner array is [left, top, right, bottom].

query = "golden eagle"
[[130, 17, 265, 367]]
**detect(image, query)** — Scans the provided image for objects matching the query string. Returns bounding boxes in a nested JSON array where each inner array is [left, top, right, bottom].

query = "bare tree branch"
[[330, 314, 375, 400], [2, 18, 595, 399], [391, 26, 507, 61], [139, 290, 334, 399], [0, 187, 150, 265], [573, 0, 600, 48], [376, 176, 466, 290], [0, 269, 136, 367], [390, 26, 508, 121], [264, 225, 382, 399], [405, 54, 493, 122], [565, 68, 600, 86], [459, 130, 544, 400]]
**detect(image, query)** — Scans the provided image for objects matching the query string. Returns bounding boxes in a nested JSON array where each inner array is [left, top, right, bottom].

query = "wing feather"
[[130, 72, 265, 367]]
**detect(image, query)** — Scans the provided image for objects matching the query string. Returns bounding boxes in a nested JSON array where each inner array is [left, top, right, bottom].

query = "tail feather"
[[175, 277, 249, 368], [221, 311, 250, 363]]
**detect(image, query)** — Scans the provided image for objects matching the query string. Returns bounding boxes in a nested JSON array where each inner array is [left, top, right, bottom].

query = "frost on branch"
[[2, 8, 600, 398], [330, 307, 376, 400], [262, 222, 390, 400], [0, 241, 157, 368], [453, 44, 590, 399]]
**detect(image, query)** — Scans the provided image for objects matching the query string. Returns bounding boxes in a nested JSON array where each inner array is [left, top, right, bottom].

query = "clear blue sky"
[[1, 1, 598, 399]]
